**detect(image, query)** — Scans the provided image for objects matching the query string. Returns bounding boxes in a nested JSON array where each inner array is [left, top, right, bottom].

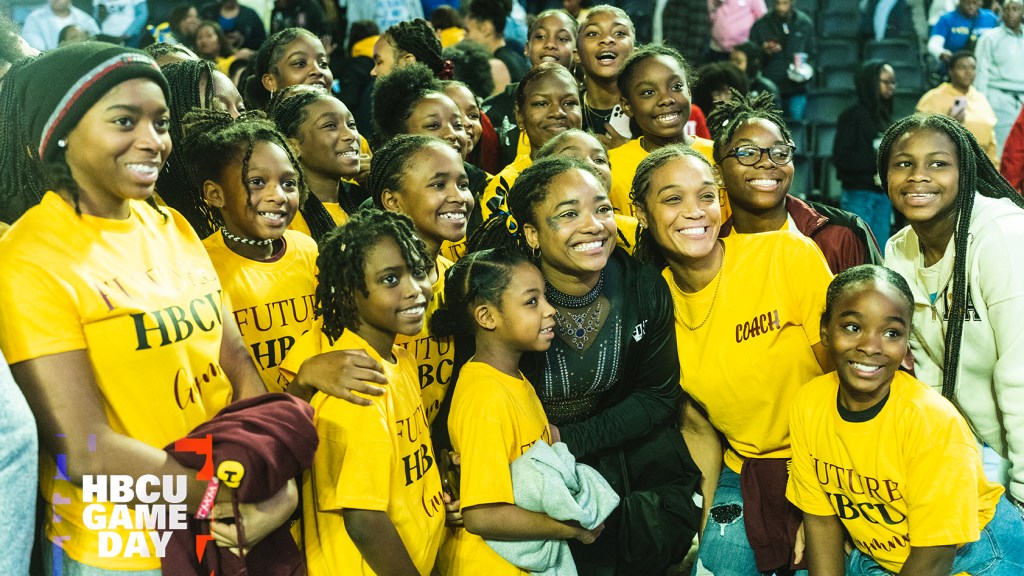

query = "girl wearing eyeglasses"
[[630, 144, 834, 576], [708, 91, 882, 274]]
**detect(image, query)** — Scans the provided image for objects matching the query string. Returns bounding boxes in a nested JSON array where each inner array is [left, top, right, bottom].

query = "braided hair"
[[0, 57, 43, 223], [180, 108, 307, 230], [442, 40, 494, 99], [267, 84, 351, 241], [467, 156, 602, 255], [243, 27, 320, 110], [630, 144, 715, 269], [143, 42, 198, 64], [876, 113, 1024, 399], [429, 246, 530, 338], [821, 264, 914, 328], [366, 134, 446, 208], [158, 58, 220, 237], [706, 89, 791, 161], [384, 18, 451, 79], [315, 209, 429, 344], [371, 62, 444, 147]]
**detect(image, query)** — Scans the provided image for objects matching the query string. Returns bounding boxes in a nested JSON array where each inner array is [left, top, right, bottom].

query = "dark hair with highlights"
[[180, 108, 307, 230], [630, 144, 715, 269], [315, 209, 429, 344], [876, 113, 1024, 399], [706, 89, 791, 161], [429, 246, 531, 337], [467, 156, 603, 255], [820, 264, 914, 329]]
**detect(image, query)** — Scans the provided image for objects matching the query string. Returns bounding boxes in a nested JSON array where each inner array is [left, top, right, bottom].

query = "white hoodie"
[[886, 194, 1024, 502]]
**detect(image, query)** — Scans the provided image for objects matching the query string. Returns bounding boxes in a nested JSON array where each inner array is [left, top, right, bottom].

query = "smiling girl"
[[0, 43, 292, 574], [788, 265, 1024, 576], [708, 90, 882, 273], [181, 109, 318, 393], [576, 5, 636, 148], [279, 209, 445, 575], [609, 44, 716, 219], [244, 27, 332, 110], [269, 85, 368, 241], [880, 113, 1024, 515]]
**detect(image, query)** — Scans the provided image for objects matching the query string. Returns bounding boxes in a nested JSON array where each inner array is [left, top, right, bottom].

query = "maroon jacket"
[[163, 393, 318, 576]]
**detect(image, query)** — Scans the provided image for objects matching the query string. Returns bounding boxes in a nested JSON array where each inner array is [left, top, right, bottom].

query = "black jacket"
[[834, 60, 893, 191], [749, 9, 816, 96]]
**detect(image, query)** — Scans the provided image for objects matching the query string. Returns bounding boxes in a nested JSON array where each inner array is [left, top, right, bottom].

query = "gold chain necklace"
[[680, 242, 725, 331], [583, 92, 613, 121]]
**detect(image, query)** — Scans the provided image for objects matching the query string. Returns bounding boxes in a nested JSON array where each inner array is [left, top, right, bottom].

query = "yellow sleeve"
[[786, 381, 837, 516], [312, 396, 394, 513], [0, 256, 85, 363], [450, 381, 517, 509], [904, 413, 986, 546], [278, 324, 321, 381], [784, 235, 833, 346]]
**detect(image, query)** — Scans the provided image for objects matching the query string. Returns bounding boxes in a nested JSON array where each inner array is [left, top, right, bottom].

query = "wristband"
[[195, 476, 220, 520]]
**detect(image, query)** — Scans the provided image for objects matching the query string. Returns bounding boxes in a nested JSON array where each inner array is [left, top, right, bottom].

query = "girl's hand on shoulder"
[[210, 478, 298, 554], [355, 153, 372, 186], [292, 349, 388, 405], [601, 124, 630, 150]]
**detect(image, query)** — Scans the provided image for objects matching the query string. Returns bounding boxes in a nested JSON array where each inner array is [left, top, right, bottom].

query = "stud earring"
[[57, 139, 67, 149]]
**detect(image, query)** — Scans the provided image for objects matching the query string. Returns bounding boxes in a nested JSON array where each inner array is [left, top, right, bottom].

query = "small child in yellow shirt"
[[279, 209, 446, 575], [430, 247, 604, 575]]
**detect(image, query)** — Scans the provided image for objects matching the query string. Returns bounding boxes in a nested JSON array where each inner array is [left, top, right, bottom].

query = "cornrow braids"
[[367, 134, 443, 208], [706, 89, 792, 161], [143, 42, 198, 64], [617, 43, 693, 97], [371, 62, 444, 147], [876, 113, 1024, 399], [267, 84, 338, 241], [385, 19, 446, 78], [180, 108, 308, 228], [429, 246, 529, 338], [244, 27, 319, 110], [158, 59, 221, 237], [467, 156, 602, 256], [630, 144, 714, 269], [315, 209, 429, 344], [821, 264, 914, 328]]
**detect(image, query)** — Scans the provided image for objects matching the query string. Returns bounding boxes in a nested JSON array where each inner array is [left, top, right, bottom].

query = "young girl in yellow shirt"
[[431, 246, 604, 575], [181, 109, 319, 393], [279, 209, 446, 575]]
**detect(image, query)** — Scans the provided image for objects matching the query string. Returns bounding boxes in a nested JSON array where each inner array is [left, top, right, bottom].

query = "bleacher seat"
[[820, 11, 861, 39], [893, 91, 922, 120], [820, 0, 860, 15], [818, 40, 861, 69], [788, 120, 809, 154], [819, 64, 858, 90], [892, 62, 926, 91], [863, 39, 920, 66], [803, 89, 856, 124], [820, 158, 844, 203], [812, 122, 838, 158], [791, 155, 814, 199]]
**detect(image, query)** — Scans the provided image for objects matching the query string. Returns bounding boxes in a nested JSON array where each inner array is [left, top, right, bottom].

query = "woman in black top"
[[468, 157, 700, 575]]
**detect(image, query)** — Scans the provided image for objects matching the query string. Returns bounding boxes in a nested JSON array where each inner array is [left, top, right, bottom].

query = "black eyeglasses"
[[721, 144, 796, 166]]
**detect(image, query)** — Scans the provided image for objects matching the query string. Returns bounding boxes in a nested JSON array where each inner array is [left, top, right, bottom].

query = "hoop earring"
[[532, 247, 541, 259]]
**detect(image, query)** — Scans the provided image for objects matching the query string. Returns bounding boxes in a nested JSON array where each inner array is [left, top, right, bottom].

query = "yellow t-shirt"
[[396, 256, 455, 425], [787, 371, 1004, 573], [281, 328, 445, 576], [288, 201, 348, 238], [0, 192, 233, 570], [664, 232, 831, 473], [607, 136, 729, 220], [481, 153, 533, 221], [203, 229, 318, 392], [441, 362, 552, 575]]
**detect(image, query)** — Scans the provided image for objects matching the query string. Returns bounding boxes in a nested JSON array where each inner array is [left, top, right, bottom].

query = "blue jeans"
[[692, 467, 809, 575], [840, 188, 892, 246], [846, 496, 1024, 575]]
